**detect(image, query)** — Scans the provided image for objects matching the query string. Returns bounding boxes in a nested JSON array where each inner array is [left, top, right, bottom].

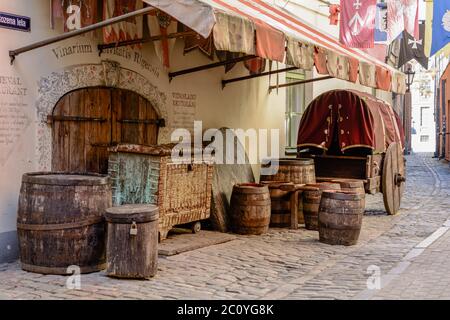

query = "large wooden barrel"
[[105, 204, 159, 279], [17, 172, 112, 275], [260, 158, 316, 184], [303, 183, 341, 231], [318, 191, 365, 246], [230, 183, 271, 235]]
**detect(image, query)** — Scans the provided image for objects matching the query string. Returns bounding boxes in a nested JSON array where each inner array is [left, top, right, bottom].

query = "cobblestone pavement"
[[0, 153, 449, 300]]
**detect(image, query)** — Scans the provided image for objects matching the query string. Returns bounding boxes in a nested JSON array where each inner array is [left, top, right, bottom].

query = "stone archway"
[[35, 61, 168, 170]]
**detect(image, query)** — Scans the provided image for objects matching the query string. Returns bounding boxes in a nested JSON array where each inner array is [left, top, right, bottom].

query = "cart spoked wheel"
[[382, 142, 406, 215], [191, 221, 202, 234]]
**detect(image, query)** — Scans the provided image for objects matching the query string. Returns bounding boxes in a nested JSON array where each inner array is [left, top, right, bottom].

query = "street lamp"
[[405, 65, 416, 92]]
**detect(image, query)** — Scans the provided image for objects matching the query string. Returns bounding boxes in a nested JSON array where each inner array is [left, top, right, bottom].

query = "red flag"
[[339, 0, 377, 48], [387, 0, 419, 42], [329, 4, 341, 25]]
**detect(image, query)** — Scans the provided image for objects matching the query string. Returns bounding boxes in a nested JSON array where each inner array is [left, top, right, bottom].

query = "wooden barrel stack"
[[230, 183, 271, 235], [318, 191, 365, 246], [260, 158, 316, 227], [17, 172, 111, 274], [303, 182, 341, 231]]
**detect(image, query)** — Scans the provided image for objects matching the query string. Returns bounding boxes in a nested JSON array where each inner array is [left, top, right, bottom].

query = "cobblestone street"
[[1, 153, 450, 300]]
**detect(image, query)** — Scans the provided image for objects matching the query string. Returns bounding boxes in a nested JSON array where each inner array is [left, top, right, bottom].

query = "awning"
[[144, 0, 406, 94]]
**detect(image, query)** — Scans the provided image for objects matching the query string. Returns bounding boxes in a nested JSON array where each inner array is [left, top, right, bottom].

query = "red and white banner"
[[387, 0, 419, 42], [147, 10, 178, 68], [103, 0, 143, 44], [339, 0, 377, 48]]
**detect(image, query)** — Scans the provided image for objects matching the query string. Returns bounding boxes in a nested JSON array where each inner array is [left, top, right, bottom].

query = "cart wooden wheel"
[[191, 221, 202, 234], [382, 142, 406, 215]]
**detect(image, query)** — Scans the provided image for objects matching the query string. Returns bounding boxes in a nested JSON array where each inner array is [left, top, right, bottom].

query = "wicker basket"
[[108, 144, 213, 241]]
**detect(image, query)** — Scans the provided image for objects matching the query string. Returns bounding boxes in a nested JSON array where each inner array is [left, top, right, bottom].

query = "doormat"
[[158, 229, 238, 256]]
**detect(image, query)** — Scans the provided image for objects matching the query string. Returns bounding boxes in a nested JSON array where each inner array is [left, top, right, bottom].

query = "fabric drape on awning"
[[143, 0, 406, 93]]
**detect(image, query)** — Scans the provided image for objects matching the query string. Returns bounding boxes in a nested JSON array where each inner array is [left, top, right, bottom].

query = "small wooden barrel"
[[105, 204, 159, 279], [260, 158, 316, 185], [318, 191, 365, 246], [230, 183, 271, 235], [17, 172, 111, 275], [303, 183, 341, 231]]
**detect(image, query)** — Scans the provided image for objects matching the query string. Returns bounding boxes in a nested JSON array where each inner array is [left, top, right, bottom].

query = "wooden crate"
[[108, 144, 213, 240]]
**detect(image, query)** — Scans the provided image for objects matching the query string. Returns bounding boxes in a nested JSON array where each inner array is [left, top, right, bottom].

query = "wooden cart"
[[297, 90, 406, 215]]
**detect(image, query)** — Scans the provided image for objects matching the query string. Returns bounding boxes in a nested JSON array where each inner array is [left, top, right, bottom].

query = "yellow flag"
[[425, 0, 450, 57]]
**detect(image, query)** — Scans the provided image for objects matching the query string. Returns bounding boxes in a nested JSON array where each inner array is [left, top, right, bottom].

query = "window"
[[285, 70, 307, 154], [420, 106, 431, 127], [420, 135, 429, 143]]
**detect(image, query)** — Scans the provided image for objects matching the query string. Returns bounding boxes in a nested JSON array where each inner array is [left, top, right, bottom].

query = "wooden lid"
[[108, 143, 205, 157], [22, 172, 110, 186], [233, 183, 269, 194], [261, 158, 314, 166], [105, 204, 159, 223]]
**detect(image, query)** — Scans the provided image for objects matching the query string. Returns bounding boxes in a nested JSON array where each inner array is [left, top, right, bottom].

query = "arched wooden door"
[[50, 87, 161, 174]]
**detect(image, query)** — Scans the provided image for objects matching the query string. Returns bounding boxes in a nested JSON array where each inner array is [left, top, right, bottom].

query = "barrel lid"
[[233, 183, 269, 194], [261, 158, 314, 166], [105, 204, 159, 223], [22, 172, 110, 186]]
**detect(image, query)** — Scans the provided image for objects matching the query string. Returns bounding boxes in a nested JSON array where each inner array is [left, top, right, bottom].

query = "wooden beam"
[[168, 55, 257, 81], [9, 6, 156, 64], [268, 75, 333, 92], [222, 66, 298, 88]]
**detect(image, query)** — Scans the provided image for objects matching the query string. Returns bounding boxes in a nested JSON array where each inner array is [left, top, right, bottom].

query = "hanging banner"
[[387, 0, 419, 43], [339, 0, 377, 48], [103, 0, 143, 44], [430, 0, 450, 56], [399, 23, 428, 69], [148, 10, 177, 68]]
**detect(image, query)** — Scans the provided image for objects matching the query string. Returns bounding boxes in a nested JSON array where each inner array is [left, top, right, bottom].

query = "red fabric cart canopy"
[[297, 90, 405, 154]]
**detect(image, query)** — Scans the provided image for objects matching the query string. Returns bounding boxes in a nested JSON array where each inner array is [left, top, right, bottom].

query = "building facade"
[[0, 0, 399, 263]]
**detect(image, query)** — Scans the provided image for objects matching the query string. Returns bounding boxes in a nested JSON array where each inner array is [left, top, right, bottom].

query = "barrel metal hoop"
[[17, 217, 104, 231], [231, 199, 271, 206], [319, 223, 362, 231], [21, 262, 106, 275], [319, 208, 364, 215]]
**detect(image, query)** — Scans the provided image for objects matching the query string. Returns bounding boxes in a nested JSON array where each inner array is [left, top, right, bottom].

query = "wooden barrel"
[[105, 204, 159, 279], [318, 191, 365, 246], [17, 172, 111, 275], [260, 158, 316, 185], [303, 183, 341, 231], [230, 183, 271, 235]]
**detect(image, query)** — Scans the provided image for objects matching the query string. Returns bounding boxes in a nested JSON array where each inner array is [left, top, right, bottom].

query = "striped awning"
[[143, 0, 406, 94]]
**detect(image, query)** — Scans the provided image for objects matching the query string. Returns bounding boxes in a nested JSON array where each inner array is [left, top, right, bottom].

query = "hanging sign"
[[0, 11, 30, 32]]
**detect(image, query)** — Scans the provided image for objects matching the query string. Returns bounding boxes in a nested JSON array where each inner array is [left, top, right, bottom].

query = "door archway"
[[50, 87, 161, 174]]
